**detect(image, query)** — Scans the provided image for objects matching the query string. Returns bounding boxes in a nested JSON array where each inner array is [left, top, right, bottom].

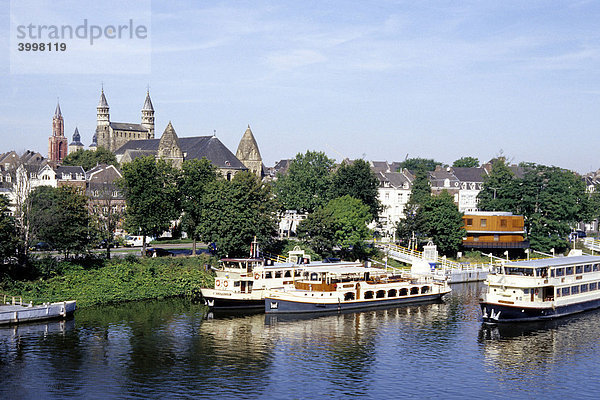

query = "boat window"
[[410, 287, 419, 295], [310, 273, 318, 281], [594, 264, 600, 272], [388, 289, 397, 297], [421, 286, 430, 294], [376, 290, 386, 298], [550, 270, 555, 278], [399, 288, 408, 296], [576, 265, 583, 274], [275, 271, 282, 278], [364, 291, 374, 299], [556, 288, 561, 297], [295, 270, 301, 277], [581, 284, 589, 293], [590, 282, 598, 291], [523, 288, 529, 294], [505, 267, 534, 276], [562, 287, 570, 296], [556, 268, 564, 277], [584, 265, 592, 273], [265, 271, 272, 279], [535, 268, 548, 277], [566, 267, 574, 275], [571, 285, 579, 295], [344, 292, 355, 301], [284, 271, 292, 278], [234, 281, 240, 287]]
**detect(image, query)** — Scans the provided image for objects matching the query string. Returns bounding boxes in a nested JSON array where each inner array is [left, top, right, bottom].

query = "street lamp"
[[525, 248, 530, 260]]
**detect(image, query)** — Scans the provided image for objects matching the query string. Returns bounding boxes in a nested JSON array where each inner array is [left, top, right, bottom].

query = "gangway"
[[376, 242, 493, 283], [583, 237, 600, 253]]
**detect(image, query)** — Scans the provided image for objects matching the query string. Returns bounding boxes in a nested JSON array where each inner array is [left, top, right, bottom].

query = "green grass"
[[1, 256, 216, 308]]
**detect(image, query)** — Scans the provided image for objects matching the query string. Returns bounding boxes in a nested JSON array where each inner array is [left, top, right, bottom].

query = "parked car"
[[145, 248, 174, 257], [124, 235, 154, 247], [32, 242, 52, 251]]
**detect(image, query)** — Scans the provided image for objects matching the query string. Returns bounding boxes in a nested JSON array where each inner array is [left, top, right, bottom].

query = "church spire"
[[142, 90, 154, 111], [54, 100, 62, 118], [236, 124, 263, 178], [98, 88, 109, 108]]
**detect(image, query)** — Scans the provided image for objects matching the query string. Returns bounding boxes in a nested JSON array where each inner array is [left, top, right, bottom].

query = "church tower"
[[96, 88, 111, 150], [157, 121, 183, 168], [68, 127, 84, 154], [236, 125, 263, 178], [48, 101, 68, 163], [141, 90, 155, 138]]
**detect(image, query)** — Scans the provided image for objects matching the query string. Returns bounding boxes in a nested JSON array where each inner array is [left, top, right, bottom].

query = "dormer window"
[[444, 178, 450, 188]]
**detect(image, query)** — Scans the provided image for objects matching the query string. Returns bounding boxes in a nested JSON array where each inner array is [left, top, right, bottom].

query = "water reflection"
[[1, 285, 598, 399]]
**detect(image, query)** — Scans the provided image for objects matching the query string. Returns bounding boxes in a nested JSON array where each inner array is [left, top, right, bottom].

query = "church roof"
[[142, 91, 154, 111], [98, 90, 109, 108], [70, 127, 84, 146], [109, 122, 148, 132], [90, 132, 97, 147], [54, 102, 62, 118], [236, 125, 262, 161], [115, 135, 247, 169]]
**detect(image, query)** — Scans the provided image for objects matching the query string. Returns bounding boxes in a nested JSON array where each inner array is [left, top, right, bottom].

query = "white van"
[[124, 235, 154, 247]]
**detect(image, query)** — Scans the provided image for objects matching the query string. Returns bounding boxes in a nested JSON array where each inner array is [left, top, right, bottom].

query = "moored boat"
[[200, 247, 363, 310], [0, 294, 76, 325], [264, 265, 451, 314], [480, 255, 600, 323]]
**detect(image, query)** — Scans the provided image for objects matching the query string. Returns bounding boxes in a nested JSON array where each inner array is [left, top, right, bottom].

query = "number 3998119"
[[18, 42, 66, 51]]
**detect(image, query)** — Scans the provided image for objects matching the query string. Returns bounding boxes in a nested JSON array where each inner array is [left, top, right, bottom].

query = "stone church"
[[95, 89, 155, 152], [92, 88, 264, 179]]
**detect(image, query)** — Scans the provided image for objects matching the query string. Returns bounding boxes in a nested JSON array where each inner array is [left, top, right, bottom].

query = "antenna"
[[213, 129, 216, 137]]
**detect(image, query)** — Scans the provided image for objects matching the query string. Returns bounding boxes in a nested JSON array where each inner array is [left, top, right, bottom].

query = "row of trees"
[[478, 159, 600, 252], [396, 171, 464, 256], [273, 152, 381, 259], [120, 157, 278, 258]]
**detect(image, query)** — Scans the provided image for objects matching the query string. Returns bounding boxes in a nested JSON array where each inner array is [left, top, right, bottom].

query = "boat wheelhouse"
[[480, 255, 600, 323], [201, 248, 363, 310], [265, 266, 451, 314]]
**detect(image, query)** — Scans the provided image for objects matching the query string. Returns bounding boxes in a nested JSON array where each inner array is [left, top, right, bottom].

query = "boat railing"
[[2, 293, 33, 307], [294, 281, 337, 292]]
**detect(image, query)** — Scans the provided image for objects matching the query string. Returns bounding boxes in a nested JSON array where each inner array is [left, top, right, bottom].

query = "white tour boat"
[[265, 265, 451, 314], [201, 247, 363, 310], [480, 254, 600, 323]]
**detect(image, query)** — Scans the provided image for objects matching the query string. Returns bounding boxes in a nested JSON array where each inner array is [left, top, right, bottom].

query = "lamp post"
[[525, 248, 530, 261]]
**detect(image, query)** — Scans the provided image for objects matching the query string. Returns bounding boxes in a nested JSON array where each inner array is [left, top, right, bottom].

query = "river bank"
[[0, 255, 215, 308]]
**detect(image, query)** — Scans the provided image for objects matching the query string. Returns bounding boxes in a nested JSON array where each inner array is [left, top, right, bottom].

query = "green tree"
[[179, 158, 218, 255], [0, 195, 17, 263], [518, 165, 588, 252], [298, 195, 372, 260], [119, 157, 181, 255], [198, 172, 278, 257], [296, 207, 337, 257], [418, 191, 464, 256], [30, 186, 94, 258], [452, 156, 479, 168], [330, 159, 381, 220], [62, 147, 118, 171], [395, 171, 431, 245], [477, 158, 518, 212], [397, 157, 442, 172], [273, 151, 335, 213]]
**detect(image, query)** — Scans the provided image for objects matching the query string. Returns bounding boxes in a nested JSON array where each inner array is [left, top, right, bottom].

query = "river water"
[[1, 283, 599, 399]]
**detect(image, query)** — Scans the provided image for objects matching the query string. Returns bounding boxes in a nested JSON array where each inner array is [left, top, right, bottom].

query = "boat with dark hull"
[[480, 255, 600, 323], [201, 247, 363, 310], [265, 266, 450, 314]]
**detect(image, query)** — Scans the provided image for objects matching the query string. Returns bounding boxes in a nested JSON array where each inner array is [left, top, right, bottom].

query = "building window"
[[480, 219, 487, 227], [466, 218, 473, 226], [494, 235, 499, 241], [500, 219, 507, 227]]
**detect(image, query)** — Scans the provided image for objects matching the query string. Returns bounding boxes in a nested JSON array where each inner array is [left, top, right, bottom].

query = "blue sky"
[[2, 1, 600, 173]]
